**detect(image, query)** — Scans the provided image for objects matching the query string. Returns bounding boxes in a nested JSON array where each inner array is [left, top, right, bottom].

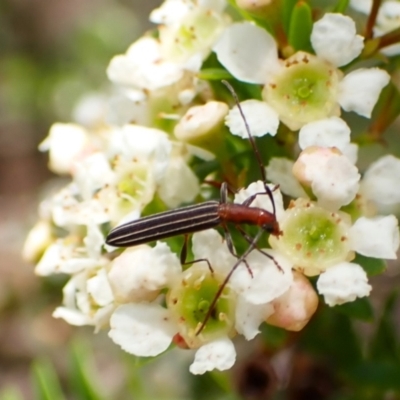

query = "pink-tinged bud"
[[266, 271, 318, 331], [292, 146, 342, 188]]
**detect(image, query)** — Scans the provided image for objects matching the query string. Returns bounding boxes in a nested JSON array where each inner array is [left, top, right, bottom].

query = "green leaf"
[[301, 307, 363, 368], [348, 361, 400, 391], [369, 291, 400, 363], [260, 324, 288, 349], [198, 68, 233, 81], [333, 297, 374, 321], [31, 358, 66, 400], [353, 253, 387, 276], [288, 2, 313, 53], [281, 0, 298, 35], [333, 0, 350, 13], [69, 339, 105, 400]]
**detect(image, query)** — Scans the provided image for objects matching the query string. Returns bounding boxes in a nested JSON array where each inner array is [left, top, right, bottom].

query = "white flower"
[[73, 152, 113, 200], [361, 155, 400, 208], [152, 0, 229, 66], [108, 242, 181, 303], [293, 147, 360, 211], [53, 267, 115, 331], [317, 262, 372, 306], [39, 123, 89, 175], [351, 0, 400, 56], [215, 14, 390, 131], [107, 37, 185, 92], [49, 184, 109, 227]]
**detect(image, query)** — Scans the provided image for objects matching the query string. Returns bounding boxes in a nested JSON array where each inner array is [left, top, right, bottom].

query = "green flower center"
[[270, 201, 351, 275], [167, 265, 236, 347], [262, 52, 341, 130]]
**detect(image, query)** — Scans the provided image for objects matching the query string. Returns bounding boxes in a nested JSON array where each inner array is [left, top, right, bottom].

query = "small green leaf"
[[69, 339, 105, 400], [353, 254, 387, 276], [288, 2, 313, 53], [31, 358, 66, 400], [333, 0, 350, 13], [333, 298, 374, 321], [369, 291, 400, 363], [281, 0, 298, 35], [198, 68, 233, 81]]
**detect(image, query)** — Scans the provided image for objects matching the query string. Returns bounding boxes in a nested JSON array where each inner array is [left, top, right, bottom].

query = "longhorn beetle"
[[106, 80, 282, 334]]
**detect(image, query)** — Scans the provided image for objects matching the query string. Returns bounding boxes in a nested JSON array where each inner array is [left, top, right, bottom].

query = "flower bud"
[[174, 101, 228, 155], [266, 271, 318, 331]]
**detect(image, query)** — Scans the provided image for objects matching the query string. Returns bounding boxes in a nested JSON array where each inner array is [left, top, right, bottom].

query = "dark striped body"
[[106, 201, 221, 247]]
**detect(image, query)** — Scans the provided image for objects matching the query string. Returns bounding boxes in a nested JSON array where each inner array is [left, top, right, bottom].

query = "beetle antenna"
[[221, 80, 276, 217]]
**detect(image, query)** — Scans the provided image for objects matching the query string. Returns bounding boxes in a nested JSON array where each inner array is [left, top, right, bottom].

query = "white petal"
[[35, 243, 64, 276], [84, 222, 105, 260], [338, 68, 390, 117], [350, 0, 372, 14], [74, 153, 113, 199], [317, 262, 371, 306], [230, 249, 293, 304], [108, 243, 181, 303], [53, 307, 92, 326], [199, 0, 226, 12], [349, 215, 399, 259], [189, 337, 236, 374], [225, 100, 279, 138], [107, 38, 183, 91], [298, 117, 351, 151], [191, 229, 237, 275], [299, 150, 360, 210], [361, 155, 400, 205], [234, 180, 285, 222], [150, 0, 190, 25], [341, 143, 359, 164], [109, 303, 176, 357], [158, 154, 199, 208], [235, 297, 274, 340], [213, 22, 280, 83], [266, 158, 307, 198], [39, 123, 88, 175], [311, 13, 364, 67], [87, 269, 114, 307], [72, 93, 108, 128], [22, 220, 52, 263]]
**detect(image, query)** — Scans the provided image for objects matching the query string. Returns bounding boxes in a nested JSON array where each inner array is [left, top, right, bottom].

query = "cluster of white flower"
[[24, 0, 400, 375]]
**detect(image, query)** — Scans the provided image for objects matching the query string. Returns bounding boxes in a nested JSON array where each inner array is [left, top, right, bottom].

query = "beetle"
[[106, 81, 282, 335], [106, 81, 280, 251]]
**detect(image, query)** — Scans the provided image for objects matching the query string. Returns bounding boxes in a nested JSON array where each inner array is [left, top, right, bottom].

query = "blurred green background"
[[0, 1, 162, 398]]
